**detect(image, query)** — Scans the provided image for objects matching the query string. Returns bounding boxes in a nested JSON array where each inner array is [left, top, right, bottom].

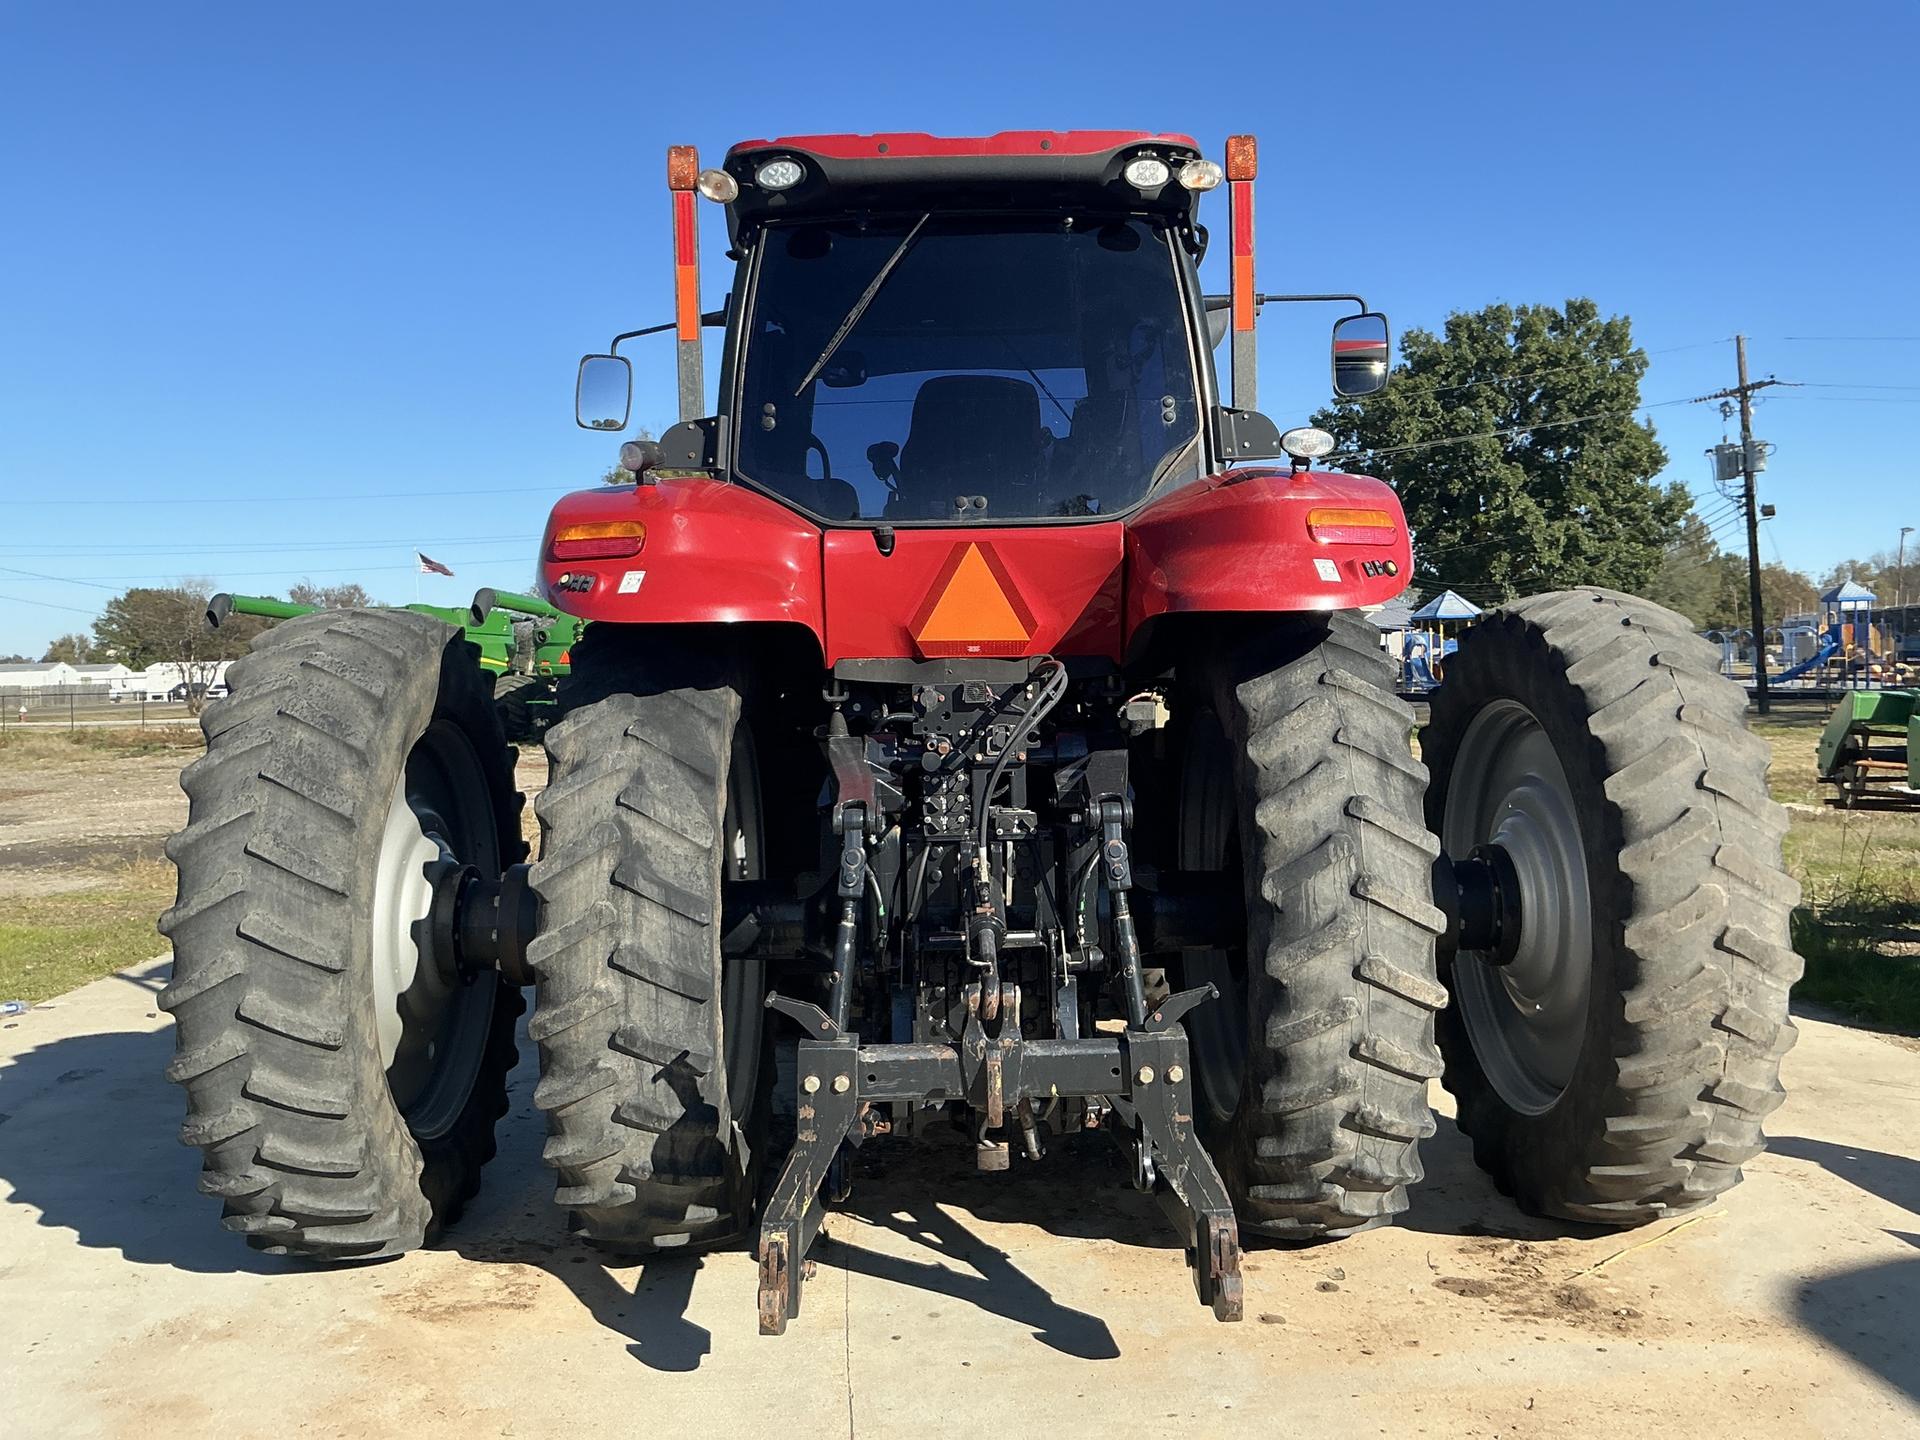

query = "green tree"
[[601, 425, 657, 484], [287, 581, 377, 608], [41, 632, 95, 663], [92, 580, 268, 709], [1819, 558, 1877, 593], [1642, 512, 1724, 627], [1701, 559, 1819, 633], [1314, 298, 1683, 604], [1820, 548, 1919, 607]]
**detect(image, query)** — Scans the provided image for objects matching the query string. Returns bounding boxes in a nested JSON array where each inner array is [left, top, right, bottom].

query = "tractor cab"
[[574, 133, 1390, 533], [718, 135, 1212, 525]]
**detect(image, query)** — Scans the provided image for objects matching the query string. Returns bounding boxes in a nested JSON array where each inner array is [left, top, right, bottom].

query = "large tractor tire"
[[1174, 610, 1447, 1238], [528, 633, 767, 1251], [1423, 588, 1801, 1223], [159, 609, 525, 1258]]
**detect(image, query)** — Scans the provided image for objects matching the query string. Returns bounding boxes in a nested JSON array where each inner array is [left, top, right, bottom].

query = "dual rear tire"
[[163, 589, 1802, 1258], [161, 610, 524, 1257], [525, 628, 769, 1251], [1170, 590, 1800, 1236]]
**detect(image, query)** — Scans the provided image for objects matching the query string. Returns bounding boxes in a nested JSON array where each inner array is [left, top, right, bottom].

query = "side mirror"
[[1331, 313, 1391, 398], [575, 354, 632, 431]]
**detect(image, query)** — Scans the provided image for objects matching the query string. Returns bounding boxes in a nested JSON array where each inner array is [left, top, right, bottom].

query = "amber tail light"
[[548, 521, 646, 562]]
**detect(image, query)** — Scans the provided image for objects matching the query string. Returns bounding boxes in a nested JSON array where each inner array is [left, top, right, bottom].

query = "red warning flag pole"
[[1225, 134, 1258, 412], [667, 145, 704, 423]]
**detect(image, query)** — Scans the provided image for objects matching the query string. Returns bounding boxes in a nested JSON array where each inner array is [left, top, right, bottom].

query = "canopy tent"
[[1410, 590, 1482, 622]]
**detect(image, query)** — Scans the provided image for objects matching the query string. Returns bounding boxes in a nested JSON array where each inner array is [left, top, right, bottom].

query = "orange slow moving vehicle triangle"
[[911, 543, 1036, 656]]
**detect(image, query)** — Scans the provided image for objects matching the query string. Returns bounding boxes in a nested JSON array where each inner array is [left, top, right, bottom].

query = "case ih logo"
[[909, 542, 1036, 657]]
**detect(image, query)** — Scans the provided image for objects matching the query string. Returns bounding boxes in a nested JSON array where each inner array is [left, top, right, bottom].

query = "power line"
[[0, 589, 101, 616], [1347, 338, 1731, 407], [0, 483, 581, 509], [1767, 394, 1920, 404], [0, 558, 526, 588], [1796, 381, 1920, 391], [0, 535, 528, 559], [1338, 396, 1694, 462]]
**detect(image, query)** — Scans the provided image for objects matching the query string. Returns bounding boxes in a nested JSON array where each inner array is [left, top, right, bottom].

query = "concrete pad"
[[4, 959, 1916, 1438]]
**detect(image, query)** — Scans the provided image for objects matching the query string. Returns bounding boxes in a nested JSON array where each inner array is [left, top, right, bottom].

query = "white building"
[[72, 662, 136, 694], [137, 660, 235, 700], [0, 660, 81, 692]]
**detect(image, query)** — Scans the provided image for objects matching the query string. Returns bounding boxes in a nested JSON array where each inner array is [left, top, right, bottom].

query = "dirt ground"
[[0, 745, 188, 898], [0, 741, 549, 899]]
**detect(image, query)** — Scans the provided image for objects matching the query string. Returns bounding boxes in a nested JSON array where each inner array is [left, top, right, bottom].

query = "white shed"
[[0, 661, 81, 692]]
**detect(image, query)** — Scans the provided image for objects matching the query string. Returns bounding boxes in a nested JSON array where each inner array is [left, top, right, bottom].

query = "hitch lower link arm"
[[753, 996, 1244, 1333], [752, 792, 1244, 1336]]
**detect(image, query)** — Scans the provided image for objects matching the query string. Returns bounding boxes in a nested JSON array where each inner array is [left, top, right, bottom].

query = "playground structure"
[[208, 589, 585, 740], [1817, 688, 1919, 806], [1397, 589, 1480, 691], [1774, 581, 1914, 688], [1707, 581, 1916, 691]]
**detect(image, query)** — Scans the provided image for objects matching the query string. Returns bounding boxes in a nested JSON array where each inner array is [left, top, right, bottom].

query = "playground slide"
[[1775, 628, 1839, 683]]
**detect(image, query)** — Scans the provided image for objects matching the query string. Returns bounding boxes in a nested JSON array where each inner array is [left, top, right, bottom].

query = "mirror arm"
[[608, 309, 728, 355], [1257, 293, 1369, 315]]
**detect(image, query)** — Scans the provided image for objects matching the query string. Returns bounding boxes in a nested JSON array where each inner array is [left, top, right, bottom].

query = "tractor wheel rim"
[[370, 720, 498, 1141], [1443, 699, 1592, 1116]]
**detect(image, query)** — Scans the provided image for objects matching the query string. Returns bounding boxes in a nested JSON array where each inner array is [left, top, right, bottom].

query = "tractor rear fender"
[[1122, 468, 1412, 644], [537, 477, 826, 644]]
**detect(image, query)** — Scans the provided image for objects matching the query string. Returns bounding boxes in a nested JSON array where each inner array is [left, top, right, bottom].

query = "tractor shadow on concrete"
[[0, 986, 288, 1276], [1768, 1135, 1920, 1403]]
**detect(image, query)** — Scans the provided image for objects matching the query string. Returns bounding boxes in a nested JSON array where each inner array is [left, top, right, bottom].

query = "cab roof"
[[719, 130, 1209, 237]]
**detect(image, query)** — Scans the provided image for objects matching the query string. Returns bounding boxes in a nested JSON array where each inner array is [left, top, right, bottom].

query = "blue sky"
[[2, 1, 1916, 657]]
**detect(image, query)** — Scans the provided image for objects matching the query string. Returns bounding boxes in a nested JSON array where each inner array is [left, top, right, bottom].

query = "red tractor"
[[161, 132, 1800, 1333]]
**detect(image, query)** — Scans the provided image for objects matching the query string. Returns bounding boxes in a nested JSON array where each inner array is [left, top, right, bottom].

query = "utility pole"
[[1899, 525, 1913, 612], [1692, 335, 1786, 714]]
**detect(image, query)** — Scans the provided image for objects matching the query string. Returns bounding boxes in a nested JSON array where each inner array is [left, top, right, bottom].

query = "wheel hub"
[[1438, 700, 1593, 1116], [368, 725, 511, 1140]]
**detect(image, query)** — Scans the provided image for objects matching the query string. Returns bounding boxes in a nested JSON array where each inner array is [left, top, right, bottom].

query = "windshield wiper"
[[793, 213, 931, 397]]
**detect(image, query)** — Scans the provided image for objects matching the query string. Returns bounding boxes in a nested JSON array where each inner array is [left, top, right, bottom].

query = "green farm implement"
[[207, 589, 584, 741], [1816, 689, 1920, 807]]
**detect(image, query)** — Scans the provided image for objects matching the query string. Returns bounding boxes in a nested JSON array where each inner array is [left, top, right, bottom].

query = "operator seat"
[[888, 375, 1046, 519]]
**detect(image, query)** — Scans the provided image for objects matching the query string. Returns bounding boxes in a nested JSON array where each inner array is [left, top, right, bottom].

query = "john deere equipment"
[[163, 131, 1801, 1336], [207, 589, 584, 740], [1817, 689, 1919, 806]]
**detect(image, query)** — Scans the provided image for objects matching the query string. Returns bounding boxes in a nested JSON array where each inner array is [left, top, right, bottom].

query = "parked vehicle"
[[161, 131, 1800, 1335]]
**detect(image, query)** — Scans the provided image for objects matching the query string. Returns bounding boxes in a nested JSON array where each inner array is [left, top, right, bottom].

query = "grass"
[[1792, 903, 1920, 1034], [0, 725, 201, 768], [1751, 705, 1920, 1032], [0, 857, 175, 1004]]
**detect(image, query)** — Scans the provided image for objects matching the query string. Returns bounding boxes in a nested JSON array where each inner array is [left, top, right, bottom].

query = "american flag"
[[416, 552, 454, 577]]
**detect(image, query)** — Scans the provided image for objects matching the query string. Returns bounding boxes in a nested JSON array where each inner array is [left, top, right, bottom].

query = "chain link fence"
[[0, 685, 198, 730]]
